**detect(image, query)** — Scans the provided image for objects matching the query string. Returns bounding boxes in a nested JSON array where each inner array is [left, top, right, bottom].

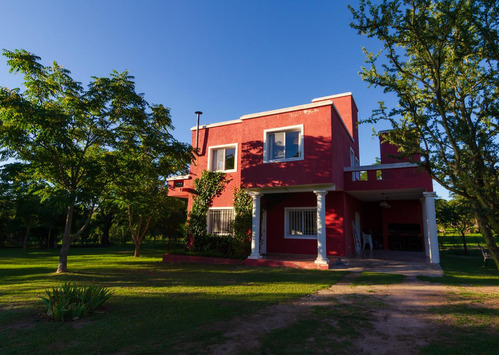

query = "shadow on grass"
[[418, 254, 498, 286], [352, 272, 405, 285], [422, 304, 499, 355]]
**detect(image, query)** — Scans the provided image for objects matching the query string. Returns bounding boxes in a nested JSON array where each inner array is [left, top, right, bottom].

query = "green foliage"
[[190, 234, 235, 256], [187, 170, 228, 240], [232, 188, 252, 257], [0, 49, 192, 270], [41, 282, 112, 322], [436, 197, 476, 254], [349, 0, 499, 267]]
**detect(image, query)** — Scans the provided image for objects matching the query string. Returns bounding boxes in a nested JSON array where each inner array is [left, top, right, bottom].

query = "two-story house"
[[168, 93, 440, 267]]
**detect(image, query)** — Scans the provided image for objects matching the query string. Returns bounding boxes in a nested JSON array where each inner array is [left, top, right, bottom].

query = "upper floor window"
[[208, 144, 237, 172], [263, 124, 304, 163]]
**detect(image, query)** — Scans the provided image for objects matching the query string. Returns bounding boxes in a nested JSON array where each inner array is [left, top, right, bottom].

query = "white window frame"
[[207, 143, 238, 172], [350, 148, 360, 181], [263, 124, 304, 163], [284, 207, 317, 240], [207, 207, 235, 236]]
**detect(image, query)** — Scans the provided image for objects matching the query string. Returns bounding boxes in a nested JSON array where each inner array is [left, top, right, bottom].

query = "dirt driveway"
[[198, 273, 499, 354]]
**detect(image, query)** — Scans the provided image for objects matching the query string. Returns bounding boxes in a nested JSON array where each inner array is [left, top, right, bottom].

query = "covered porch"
[[244, 166, 440, 266], [243, 251, 442, 276]]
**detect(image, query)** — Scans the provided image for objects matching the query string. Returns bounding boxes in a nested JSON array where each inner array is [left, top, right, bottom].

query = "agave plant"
[[41, 282, 113, 322]]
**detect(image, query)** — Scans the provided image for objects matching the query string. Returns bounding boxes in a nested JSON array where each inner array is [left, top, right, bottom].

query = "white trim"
[[284, 207, 318, 240], [207, 143, 238, 173], [311, 92, 353, 102], [240, 101, 333, 120], [311, 92, 358, 113], [263, 124, 304, 163], [167, 174, 191, 181], [190, 119, 242, 131], [244, 183, 336, 194], [344, 162, 418, 172]]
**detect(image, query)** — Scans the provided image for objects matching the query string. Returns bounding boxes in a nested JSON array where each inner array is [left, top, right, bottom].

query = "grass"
[[418, 243, 499, 286], [0, 245, 343, 354], [1, 242, 498, 354], [256, 295, 380, 355]]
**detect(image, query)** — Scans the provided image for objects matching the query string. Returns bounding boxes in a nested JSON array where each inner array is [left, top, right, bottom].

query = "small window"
[[207, 208, 234, 236], [264, 125, 303, 163], [285, 207, 317, 239], [174, 181, 184, 188], [209, 145, 237, 172]]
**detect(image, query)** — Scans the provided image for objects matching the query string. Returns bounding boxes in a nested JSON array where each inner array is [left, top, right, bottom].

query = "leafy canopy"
[[349, 0, 499, 265]]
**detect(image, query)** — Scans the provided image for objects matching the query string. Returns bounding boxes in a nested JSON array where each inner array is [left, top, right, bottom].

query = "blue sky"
[[0, 0, 449, 198]]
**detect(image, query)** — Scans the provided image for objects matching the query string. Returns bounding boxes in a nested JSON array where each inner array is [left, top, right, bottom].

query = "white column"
[[423, 192, 440, 264], [248, 192, 262, 259], [313, 190, 329, 265], [420, 197, 430, 258]]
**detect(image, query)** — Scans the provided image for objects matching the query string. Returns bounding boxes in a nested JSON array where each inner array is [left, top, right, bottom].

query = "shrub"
[[232, 188, 252, 257], [41, 283, 113, 322]]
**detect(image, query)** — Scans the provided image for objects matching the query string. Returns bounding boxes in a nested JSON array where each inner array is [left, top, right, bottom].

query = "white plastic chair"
[[362, 232, 373, 251]]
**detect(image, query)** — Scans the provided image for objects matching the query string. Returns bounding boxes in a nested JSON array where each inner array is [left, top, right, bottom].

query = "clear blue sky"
[[0, 0, 449, 198]]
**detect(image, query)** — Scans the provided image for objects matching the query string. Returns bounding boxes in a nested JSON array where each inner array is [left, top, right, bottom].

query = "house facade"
[[168, 93, 440, 266]]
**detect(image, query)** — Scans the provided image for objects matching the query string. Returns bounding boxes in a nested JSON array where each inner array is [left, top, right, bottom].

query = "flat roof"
[[190, 92, 356, 130]]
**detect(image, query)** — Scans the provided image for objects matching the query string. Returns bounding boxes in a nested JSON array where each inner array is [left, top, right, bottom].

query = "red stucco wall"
[[240, 105, 335, 188]]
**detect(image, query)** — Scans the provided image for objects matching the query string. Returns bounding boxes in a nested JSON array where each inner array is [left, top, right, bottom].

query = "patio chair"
[[478, 244, 492, 267], [362, 232, 373, 251]]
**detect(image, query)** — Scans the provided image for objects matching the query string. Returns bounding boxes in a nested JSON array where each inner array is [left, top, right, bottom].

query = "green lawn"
[[0, 246, 343, 354], [1, 245, 498, 354]]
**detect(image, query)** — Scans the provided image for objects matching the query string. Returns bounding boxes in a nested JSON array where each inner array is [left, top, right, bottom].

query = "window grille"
[[285, 208, 317, 238], [207, 208, 234, 236]]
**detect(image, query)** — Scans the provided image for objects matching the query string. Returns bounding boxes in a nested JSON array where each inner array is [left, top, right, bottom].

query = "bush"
[[192, 234, 235, 257], [41, 283, 113, 321]]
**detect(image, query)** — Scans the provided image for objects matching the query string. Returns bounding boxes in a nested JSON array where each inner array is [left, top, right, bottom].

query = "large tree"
[[0, 49, 192, 272], [349, 0, 499, 267]]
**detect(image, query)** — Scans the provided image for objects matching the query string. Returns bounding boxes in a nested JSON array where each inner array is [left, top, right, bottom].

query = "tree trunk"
[[101, 211, 113, 247], [475, 212, 499, 269], [22, 223, 32, 251], [134, 241, 140, 257], [46, 226, 52, 249], [460, 231, 469, 255], [57, 205, 74, 273]]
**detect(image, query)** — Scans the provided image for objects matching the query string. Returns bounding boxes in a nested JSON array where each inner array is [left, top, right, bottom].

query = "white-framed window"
[[207, 207, 234, 236], [263, 125, 304, 163], [284, 207, 317, 239], [208, 144, 238, 172]]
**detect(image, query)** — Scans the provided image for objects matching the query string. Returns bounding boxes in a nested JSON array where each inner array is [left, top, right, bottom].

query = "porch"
[[245, 251, 443, 277]]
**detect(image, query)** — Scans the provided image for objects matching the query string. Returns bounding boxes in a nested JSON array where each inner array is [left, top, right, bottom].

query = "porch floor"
[[247, 250, 443, 277]]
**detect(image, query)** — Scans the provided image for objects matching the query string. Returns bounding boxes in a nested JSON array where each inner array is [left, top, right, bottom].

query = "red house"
[[168, 93, 440, 266]]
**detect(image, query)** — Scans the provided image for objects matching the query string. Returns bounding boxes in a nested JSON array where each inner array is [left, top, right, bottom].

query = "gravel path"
[[201, 273, 498, 354]]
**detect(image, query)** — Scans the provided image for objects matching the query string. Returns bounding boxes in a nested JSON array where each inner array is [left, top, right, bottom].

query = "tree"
[[436, 197, 476, 254], [0, 49, 191, 271], [350, 0, 499, 267]]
